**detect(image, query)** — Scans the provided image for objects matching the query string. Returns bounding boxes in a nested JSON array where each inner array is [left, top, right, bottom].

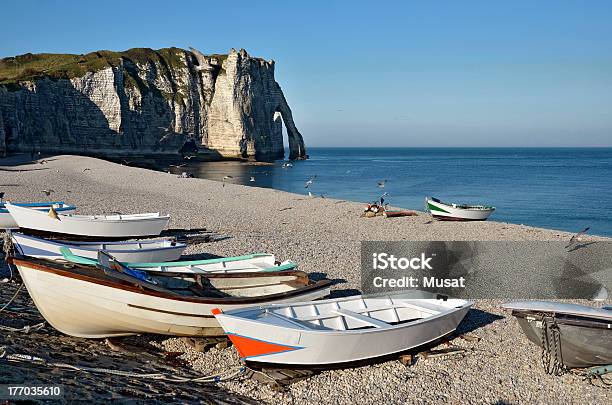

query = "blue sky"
[[1, 0, 611, 147]]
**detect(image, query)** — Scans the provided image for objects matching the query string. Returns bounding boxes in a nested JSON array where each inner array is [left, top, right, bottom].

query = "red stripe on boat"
[[227, 334, 299, 358]]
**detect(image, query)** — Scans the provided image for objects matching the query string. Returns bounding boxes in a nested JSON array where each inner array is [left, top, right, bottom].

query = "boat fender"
[[211, 308, 223, 315]]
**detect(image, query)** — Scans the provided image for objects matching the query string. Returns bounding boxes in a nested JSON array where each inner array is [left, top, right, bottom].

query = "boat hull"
[[6, 203, 169, 237], [14, 261, 330, 338], [426, 198, 494, 221], [214, 296, 472, 368], [515, 314, 612, 368], [0, 203, 76, 229], [11, 232, 186, 262]]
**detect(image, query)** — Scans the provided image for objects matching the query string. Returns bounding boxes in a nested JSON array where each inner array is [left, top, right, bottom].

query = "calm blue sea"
[[166, 148, 612, 236]]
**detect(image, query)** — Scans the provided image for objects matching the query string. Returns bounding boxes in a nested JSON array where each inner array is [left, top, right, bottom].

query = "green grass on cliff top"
[[0, 47, 222, 85]]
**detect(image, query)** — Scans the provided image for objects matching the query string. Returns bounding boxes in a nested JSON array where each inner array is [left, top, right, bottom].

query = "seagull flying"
[[249, 176, 255, 182], [377, 179, 388, 188], [565, 227, 590, 250], [82, 168, 91, 172], [169, 164, 187, 169], [304, 175, 317, 188]]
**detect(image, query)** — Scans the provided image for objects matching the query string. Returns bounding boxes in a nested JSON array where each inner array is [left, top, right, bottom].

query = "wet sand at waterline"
[[0, 155, 610, 404]]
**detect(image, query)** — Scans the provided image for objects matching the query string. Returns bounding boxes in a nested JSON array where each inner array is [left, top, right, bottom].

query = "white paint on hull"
[[215, 293, 472, 366], [16, 263, 330, 338], [11, 232, 186, 262], [6, 203, 169, 237]]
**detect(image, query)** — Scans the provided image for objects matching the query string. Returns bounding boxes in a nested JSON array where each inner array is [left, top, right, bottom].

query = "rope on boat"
[[1, 231, 16, 280], [0, 346, 245, 383], [540, 315, 566, 376]]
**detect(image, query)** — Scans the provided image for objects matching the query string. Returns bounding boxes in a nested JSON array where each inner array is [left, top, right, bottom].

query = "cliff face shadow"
[[0, 72, 190, 158]]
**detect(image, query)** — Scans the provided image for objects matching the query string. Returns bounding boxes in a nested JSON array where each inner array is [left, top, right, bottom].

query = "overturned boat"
[[503, 301, 612, 369], [213, 291, 472, 368], [0, 202, 76, 229], [425, 197, 495, 221], [5, 203, 169, 238], [10, 253, 331, 338], [11, 232, 186, 263]]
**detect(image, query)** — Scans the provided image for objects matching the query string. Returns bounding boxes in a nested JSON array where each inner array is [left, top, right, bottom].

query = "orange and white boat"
[[213, 291, 472, 368]]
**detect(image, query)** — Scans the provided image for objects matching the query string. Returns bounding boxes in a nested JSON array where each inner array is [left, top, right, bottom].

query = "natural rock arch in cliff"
[[274, 87, 306, 160]]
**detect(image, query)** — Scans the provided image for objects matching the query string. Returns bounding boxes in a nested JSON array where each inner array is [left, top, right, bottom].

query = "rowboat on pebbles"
[[5, 203, 169, 238], [0, 202, 76, 229], [425, 197, 495, 221], [11, 232, 187, 263], [9, 252, 331, 338], [59, 246, 297, 274], [213, 291, 473, 368]]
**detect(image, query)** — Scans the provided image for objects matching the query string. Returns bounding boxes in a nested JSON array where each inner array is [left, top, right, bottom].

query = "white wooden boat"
[[213, 292, 473, 368], [9, 253, 331, 338], [5, 203, 169, 237], [425, 197, 495, 221], [59, 246, 297, 274], [503, 301, 612, 369], [0, 202, 76, 229], [11, 232, 186, 263]]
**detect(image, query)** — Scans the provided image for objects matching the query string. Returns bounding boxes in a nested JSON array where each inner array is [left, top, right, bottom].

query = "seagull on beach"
[[42, 189, 54, 197], [38, 159, 49, 165], [222, 175, 233, 187], [304, 175, 317, 188], [380, 192, 388, 205], [377, 179, 388, 188], [565, 227, 590, 250]]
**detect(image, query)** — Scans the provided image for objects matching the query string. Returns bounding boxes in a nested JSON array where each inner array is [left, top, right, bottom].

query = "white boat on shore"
[[10, 253, 332, 337], [0, 202, 76, 229], [425, 197, 495, 221], [5, 203, 169, 238], [213, 292, 473, 368], [59, 246, 297, 274], [11, 232, 186, 263]]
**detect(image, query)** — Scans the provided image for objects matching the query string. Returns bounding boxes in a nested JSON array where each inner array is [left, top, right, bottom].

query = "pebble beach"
[[1, 154, 610, 404]]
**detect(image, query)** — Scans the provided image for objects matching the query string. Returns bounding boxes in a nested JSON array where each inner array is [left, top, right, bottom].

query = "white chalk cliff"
[[0, 47, 306, 161]]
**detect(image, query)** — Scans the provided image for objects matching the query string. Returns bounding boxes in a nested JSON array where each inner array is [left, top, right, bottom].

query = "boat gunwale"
[[5, 204, 168, 223], [0, 202, 76, 214], [9, 256, 332, 305], [216, 295, 473, 336], [511, 310, 612, 329], [12, 232, 186, 254]]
